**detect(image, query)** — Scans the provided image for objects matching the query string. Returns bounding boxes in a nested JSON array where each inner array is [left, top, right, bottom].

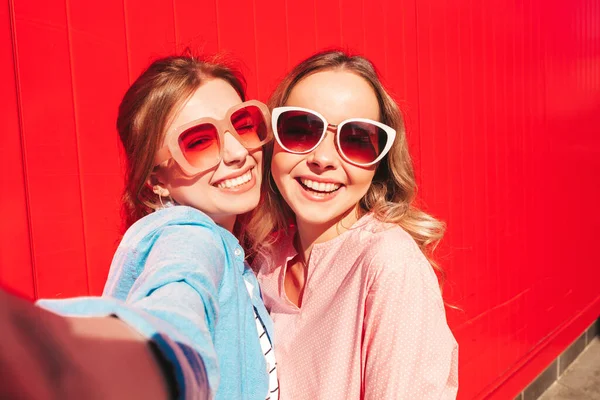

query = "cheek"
[[162, 161, 190, 182], [168, 172, 213, 205], [346, 166, 376, 191], [252, 149, 264, 165], [270, 154, 286, 191], [270, 149, 300, 185], [251, 150, 264, 181]]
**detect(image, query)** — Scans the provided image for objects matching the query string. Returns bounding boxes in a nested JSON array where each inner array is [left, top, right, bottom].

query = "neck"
[[214, 215, 237, 233], [295, 206, 359, 262]]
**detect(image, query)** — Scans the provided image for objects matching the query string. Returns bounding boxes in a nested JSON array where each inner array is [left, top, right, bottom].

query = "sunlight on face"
[[271, 70, 380, 239], [154, 79, 263, 231]]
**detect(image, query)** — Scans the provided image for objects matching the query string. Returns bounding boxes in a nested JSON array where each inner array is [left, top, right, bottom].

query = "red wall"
[[2, 0, 599, 398]]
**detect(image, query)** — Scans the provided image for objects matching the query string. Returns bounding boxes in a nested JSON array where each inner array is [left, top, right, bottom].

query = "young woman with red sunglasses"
[[248, 50, 459, 399], [0, 54, 279, 400]]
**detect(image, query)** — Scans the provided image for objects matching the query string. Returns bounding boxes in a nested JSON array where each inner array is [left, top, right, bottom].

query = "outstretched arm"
[[37, 224, 227, 399], [0, 288, 170, 400]]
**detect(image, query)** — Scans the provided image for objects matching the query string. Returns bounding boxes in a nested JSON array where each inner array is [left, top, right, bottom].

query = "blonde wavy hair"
[[245, 49, 446, 283]]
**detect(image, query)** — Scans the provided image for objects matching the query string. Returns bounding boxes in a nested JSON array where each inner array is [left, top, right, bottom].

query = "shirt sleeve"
[[38, 224, 227, 400], [362, 232, 459, 400]]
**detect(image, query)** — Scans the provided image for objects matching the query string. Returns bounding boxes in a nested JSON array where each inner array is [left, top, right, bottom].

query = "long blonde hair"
[[246, 49, 446, 283]]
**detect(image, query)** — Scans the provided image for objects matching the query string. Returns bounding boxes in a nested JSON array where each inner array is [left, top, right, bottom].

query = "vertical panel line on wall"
[[8, 0, 37, 298], [338, 0, 343, 44], [381, 0, 388, 75], [283, 0, 290, 68], [214, 0, 221, 49], [539, 0, 547, 140], [283, 0, 292, 71], [172, 0, 178, 48], [361, 0, 366, 51], [64, 0, 91, 295], [411, 0, 423, 174], [313, 0, 319, 48], [122, 0, 132, 83], [252, 0, 260, 97]]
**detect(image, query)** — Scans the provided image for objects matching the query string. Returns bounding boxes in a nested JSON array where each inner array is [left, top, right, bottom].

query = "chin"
[[233, 200, 261, 215], [294, 209, 340, 226], [295, 201, 359, 226], [234, 205, 257, 215]]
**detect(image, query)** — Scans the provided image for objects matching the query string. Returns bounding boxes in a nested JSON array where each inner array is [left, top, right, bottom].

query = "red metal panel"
[[0, 1, 35, 300], [414, 0, 600, 398], [66, 1, 130, 295], [123, 0, 176, 82], [314, 0, 341, 49], [11, 0, 89, 298], [174, 0, 218, 54], [362, 0, 386, 77], [254, 0, 288, 101], [2, 0, 600, 397], [381, 0, 421, 179], [414, 2, 487, 394], [339, 0, 364, 54], [215, 0, 259, 98], [486, 298, 600, 399], [285, 0, 317, 68]]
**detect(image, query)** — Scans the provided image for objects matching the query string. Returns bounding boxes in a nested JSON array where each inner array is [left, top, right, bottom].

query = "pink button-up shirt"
[[257, 214, 458, 399]]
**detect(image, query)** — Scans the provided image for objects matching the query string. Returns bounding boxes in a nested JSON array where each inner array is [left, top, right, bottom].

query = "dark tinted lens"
[[339, 121, 387, 164], [231, 105, 268, 148], [277, 110, 324, 152], [178, 123, 219, 169]]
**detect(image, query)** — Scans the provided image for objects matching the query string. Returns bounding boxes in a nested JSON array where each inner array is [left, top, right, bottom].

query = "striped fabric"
[[245, 278, 279, 399], [253, 307, 279, 399]]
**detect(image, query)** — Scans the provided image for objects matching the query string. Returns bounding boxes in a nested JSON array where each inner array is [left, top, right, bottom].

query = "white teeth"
[[300, 178, 341, 193], [217, 170, 252, 189]]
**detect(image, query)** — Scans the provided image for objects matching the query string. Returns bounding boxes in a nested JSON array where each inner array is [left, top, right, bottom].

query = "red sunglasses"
[[271, 107, 396, 167], [154, 100, 272, 175]]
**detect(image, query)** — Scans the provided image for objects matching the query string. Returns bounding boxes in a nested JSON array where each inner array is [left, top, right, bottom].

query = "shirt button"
[[234, 247, 242, 257]]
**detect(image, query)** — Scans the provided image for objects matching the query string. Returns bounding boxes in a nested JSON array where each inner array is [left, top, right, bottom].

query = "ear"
[[146, 172, 171, 198]]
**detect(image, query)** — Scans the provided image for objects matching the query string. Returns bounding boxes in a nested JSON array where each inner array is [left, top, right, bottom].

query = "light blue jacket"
[[38, 205, 273, 400]]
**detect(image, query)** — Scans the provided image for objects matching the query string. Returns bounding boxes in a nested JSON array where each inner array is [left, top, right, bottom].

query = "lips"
[[295, 176, 344, 201], [213, 167, 254, 189], [299, 178, 341, 193]]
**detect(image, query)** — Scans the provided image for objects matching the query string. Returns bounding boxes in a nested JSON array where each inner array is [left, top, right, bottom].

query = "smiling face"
[[270, 70, 380, 241], [151, 79, 263, 231]]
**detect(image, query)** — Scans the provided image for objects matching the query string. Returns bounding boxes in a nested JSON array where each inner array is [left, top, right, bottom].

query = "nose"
[[307, 126, 340, 171], [222, 131, 249, 166]]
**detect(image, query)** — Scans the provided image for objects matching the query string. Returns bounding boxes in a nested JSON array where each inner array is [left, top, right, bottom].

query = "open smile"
[[214, 167, 256, 192], [296, 177, 343, 200]]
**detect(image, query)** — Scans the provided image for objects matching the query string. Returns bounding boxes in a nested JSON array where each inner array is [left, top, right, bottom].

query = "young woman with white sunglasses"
[[248, 50, 459, 399]]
